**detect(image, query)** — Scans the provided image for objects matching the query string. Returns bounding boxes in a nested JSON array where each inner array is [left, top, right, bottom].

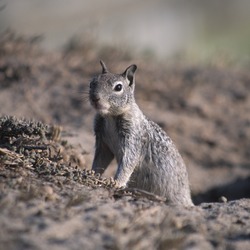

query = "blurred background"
[[1, 0, 250, 66]]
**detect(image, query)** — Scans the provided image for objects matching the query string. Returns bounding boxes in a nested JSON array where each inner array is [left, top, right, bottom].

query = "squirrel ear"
[[100, 60, 108, 74], [122, 64, 137, 86]]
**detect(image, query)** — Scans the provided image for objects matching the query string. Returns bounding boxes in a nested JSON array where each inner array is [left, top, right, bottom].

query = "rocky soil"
[[0, 32, 249, 249]]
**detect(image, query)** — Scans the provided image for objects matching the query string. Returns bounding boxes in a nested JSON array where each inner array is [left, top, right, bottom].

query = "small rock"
[[42, 185, 58, 201], [218, 196, 227, 203]]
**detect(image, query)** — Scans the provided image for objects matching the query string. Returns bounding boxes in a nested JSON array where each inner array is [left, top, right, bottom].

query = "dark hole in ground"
[[193, 176, 250, 205]]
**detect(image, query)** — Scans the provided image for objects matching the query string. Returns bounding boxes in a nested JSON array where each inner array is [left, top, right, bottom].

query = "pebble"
[[219, 196, 227, 203]]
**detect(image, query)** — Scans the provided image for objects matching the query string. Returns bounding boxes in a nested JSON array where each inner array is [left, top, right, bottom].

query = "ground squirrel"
[[89, 61, 193, 206]]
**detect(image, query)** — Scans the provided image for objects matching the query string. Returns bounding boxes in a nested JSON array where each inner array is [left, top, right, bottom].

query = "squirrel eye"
[[114, 83, 123, 92]]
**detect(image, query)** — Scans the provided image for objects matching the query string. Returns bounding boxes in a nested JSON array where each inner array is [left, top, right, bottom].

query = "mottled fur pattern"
[[89, 61, 193, 206]]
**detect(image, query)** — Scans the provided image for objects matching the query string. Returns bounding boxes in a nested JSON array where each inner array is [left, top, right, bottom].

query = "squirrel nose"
[[92, 95, 100, 103]]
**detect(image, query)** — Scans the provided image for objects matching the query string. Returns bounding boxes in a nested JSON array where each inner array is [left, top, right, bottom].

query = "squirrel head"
[[89, 60, 137, 116]]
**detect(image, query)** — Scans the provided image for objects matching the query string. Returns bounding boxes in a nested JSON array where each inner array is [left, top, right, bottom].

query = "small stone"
[[43, 185, 54, 196], [174, 218, 183, 229], [42, 185, 58, 201], [219, 196, 227, 203], [16, 177, 23, 184]]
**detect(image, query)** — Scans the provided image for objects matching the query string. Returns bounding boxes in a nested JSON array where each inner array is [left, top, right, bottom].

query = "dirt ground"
[[0, 32, 250, 249]]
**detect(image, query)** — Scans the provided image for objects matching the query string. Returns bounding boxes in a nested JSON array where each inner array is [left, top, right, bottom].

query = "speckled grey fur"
[[89, 61, 193, 206]]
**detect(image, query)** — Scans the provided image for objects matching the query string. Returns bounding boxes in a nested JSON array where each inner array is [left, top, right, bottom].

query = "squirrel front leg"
[[92, 136, 114, 175], [92, 115, 114, 174]]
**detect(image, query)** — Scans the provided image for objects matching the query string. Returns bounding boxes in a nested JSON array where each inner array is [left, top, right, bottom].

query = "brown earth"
[[0, 32, 250, 249]]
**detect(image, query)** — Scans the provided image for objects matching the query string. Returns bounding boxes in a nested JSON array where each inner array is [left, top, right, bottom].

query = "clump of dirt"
[[0, 116, 117, 189]]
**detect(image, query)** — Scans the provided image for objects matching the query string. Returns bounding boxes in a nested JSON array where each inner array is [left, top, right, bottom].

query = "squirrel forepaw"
[[113, 179, 127, 189]]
